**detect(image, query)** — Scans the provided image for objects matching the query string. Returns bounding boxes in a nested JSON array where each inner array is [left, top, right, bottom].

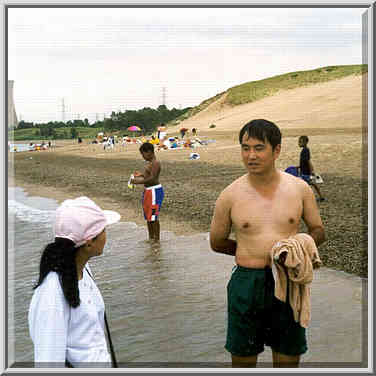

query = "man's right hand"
[[277, 251, 288, 265]]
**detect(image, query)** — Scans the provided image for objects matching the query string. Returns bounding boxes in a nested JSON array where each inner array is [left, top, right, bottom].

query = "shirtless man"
[[210, 119, 325, 368], [131, 142, 164, 242]]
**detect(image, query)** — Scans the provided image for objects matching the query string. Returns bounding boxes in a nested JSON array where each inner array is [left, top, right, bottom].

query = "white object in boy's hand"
[[128, 174, 135, 189], [310, 174, 324, 184]]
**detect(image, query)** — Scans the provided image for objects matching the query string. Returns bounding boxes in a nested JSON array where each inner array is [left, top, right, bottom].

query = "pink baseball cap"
[[53, 196, 121, 247]]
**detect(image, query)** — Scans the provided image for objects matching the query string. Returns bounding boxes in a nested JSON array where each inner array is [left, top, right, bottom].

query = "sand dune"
[[172, 74, 366, 132]]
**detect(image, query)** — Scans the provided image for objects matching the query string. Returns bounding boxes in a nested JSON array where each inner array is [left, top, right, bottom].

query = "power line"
[[162, 87, 166, 106], [61, 98, 66, 123]]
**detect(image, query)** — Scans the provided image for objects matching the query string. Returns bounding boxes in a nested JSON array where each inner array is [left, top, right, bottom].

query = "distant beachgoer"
[[158, 123, 165, 140], [131, 142, 164, 242], [192, 128, 197, 136], [210, 119, 326, 368], [150, 135, 159, 145], [180, 129, 187, 138], [28, 196, 120, 367], [105, 137, 113, 151], [296, 136, 325, 202]]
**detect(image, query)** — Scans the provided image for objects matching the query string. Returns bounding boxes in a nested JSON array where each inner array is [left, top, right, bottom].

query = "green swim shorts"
[[225, 265, 308, 357]]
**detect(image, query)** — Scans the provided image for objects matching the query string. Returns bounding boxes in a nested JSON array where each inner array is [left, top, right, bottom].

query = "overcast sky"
[[8, 6, 367, 124]]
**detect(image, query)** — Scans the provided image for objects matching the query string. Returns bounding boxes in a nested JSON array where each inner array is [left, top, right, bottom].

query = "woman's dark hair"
[[34, 237, 80, 308], [239, 119, 281, 150]]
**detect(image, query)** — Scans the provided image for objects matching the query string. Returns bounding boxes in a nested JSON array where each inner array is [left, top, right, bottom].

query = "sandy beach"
[[8, 74, 368, 277]]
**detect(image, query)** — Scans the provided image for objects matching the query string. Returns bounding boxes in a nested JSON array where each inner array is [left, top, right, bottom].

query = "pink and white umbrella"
[[127, 126, 141, 131]]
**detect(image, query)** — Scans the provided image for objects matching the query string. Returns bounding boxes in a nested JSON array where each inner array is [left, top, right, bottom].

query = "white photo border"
[[1, 1, 373, 374]]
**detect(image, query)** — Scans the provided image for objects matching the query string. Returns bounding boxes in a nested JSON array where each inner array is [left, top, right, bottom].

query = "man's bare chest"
[[231, 196, 303, 233]]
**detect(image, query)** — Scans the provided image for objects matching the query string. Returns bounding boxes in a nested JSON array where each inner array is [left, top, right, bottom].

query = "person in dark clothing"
[[297, 136, 325, 202]]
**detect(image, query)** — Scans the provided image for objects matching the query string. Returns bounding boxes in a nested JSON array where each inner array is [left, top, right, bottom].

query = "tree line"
[[14, 105, 191, 139]]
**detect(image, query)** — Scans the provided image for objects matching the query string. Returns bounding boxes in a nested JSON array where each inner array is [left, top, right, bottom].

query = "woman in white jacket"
[[28, 196, 120, 368]]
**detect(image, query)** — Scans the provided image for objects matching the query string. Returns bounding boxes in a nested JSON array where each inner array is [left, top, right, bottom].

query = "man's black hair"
[[299, 135, 309, 144], [239, 119, 281, 150], [139, 142, 154, 153]]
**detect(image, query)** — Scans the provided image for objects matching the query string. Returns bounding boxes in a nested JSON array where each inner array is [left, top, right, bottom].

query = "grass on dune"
[[226, 64, 367, 106], [172, 64, 367, 125]]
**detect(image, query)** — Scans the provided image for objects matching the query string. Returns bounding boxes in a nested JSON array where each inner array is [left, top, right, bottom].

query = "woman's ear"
[[82, 239, 92, 249]]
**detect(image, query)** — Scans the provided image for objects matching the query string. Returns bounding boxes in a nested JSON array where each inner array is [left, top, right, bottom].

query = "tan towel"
[[270, 233, 322, 328]]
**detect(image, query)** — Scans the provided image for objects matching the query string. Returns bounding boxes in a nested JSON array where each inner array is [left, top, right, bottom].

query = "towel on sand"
[[270, 233, 322, 328]]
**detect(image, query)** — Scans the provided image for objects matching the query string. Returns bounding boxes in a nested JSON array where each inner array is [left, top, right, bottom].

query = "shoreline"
[[8, 175, 200, 238]]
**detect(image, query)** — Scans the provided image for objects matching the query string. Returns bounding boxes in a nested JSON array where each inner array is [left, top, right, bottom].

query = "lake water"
[[7, 187, 365, 369], [8, 187, 237, 368]]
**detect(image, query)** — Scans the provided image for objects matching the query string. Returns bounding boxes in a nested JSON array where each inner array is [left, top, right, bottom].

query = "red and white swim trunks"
[[142, 184, 164, 222]]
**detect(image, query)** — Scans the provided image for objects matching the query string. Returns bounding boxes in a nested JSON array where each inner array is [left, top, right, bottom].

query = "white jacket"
[[28, 266, 111, 367]]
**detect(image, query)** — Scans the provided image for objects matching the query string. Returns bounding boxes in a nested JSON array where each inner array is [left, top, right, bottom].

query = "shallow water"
[[8, 187, 364, 368], [8, 187, 235, 367]]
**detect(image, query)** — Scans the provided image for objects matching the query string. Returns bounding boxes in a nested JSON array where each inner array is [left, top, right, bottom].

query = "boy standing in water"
[[131, 142, 164, 242], [297, 135, 325, 202]]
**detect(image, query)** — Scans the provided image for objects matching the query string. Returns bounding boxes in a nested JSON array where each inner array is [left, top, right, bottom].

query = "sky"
[[7, 6, 367, 124]]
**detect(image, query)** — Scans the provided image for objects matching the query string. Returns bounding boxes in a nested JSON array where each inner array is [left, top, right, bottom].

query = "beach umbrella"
[[127, 125, 142, 137], [127, 125, 141, 131]]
